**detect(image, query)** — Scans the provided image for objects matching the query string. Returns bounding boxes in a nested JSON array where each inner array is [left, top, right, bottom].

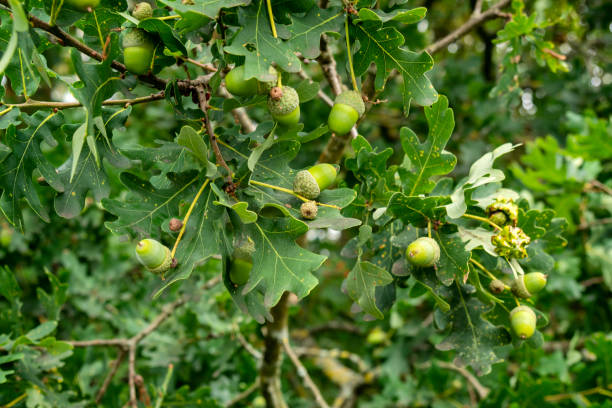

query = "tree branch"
[[4, 91, 166, 110], [283, 338, 331, 408], [195, 83, 235, 188], [426, 0, 511, 55], [225, 379, 260, 408], [436, 361, 490, 400], [95, 348, 126, 403]]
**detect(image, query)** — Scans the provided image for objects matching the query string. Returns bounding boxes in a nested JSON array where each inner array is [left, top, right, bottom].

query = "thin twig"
[[426, 0, 511, 55], [195, 84, 234, 187], [5, 92, 166, 110], [282, 338, 331, 408], [225, 379, 260, 408], [128, 346, 137, 408], [218, 85, 257, 133], [297, 70, 334, 107], [436, 361, 490, 399], [235, 330, 262, 360], [95, 348, 126, 403]]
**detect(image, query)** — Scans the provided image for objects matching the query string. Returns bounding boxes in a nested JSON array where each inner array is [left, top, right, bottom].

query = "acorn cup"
[[135, 239, 173, 275], [405, 237, 440, 267], [267, 86, 300, 126], [327, 90, 365, 135], [64, 0, 100, 12], [511, 272, 548, 298], [122, 28, 156, 75], [300, 201, 318, 220], [132, 2, 153, 20], [293, 163, 337, 200], [510, 305, 537, 339]]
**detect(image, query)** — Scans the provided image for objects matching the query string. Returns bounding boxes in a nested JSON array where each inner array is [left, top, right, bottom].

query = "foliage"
[[0, 0, 610, 406]]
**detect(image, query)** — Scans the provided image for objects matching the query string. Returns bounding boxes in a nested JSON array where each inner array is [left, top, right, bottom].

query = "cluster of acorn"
[[400, 198, 547, 341], [225, 65, 365, 135], [487, 198, 545, 340]]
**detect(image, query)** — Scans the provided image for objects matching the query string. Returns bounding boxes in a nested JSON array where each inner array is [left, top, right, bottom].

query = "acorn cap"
[[334, 90, 365, 117], [268, 86, 299, 116], [293, 170, 320, 200], [132, 2, 153, 20], [122, 28, 155, 49], [300, 201, 318, 220], [510, 276, 531, 298]]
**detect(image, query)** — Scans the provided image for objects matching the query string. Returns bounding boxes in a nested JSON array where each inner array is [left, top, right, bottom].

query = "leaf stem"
[[170, 178, 211, 260], [345, 15, 359, 92], [249, 180, 341, 209], [266, 0, 278, 38], [157, 15, 180, 21], [4, 392, 27, 408], [92, 9, 104, 49], [0, 106, 13, 117], [427, 220, 432, 238], [463, 213, 502, 230], [154, 364, 174, 408]]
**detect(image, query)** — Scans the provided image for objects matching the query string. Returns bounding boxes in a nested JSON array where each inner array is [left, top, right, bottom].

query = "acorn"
[[510, 305, 537, 339], [122, 28, 156, 75], [406, 237, 440, 267], [327, 90, 365, 135], [132, 2, 153, 20], [511, 272, 548, 298], [488, 211, 508, 228], [135, 239, 173, 274], [225, 65, 258, 97], [267, 86, 300, 126], [64, 0, 100, 12], [300, 201, 318, 220], [489, 279, 506, 294], [229, 240, 255, 286], [293, 163, 337, 200]]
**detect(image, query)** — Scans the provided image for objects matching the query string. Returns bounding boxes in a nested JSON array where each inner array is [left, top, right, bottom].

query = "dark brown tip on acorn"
[[169, 218, 183, 232], [171, 258, 178, 268], [269, 86, 283, 101]]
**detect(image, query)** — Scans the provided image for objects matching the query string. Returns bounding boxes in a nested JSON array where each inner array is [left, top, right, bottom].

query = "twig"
[[67, 339, 128, 347], [181, 57, 218, 72], [95, 348, 126, 403], [426, 0, 511, 55], [226, 379, 260, 408], [545, 384, 612, 402], [0, 0, 176, 91], [235, 330, 262, 360], [154, 364, 174, 408], [463, 213, 502, 230], [542, 48, 567, 61], [218, 85, 257, 133], [282, 338, 331, 408], [5, 92, 166, 110], [195, 84, 235, 188], [436, 361, 490, 399]]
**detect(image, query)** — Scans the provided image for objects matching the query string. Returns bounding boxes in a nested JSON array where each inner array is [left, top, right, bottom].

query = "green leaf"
[[436, 288, 511, 376], [176, 125, 217, 176], [446, 143, 517, 219], [287, 7, 343, 59], [25, 321, 57, 342], [387, 193, 450, 227], [242, 204, 325, 308], [157, 0, 249, 19], [356, 7, 426, 25], [0, 112, 65, 229], [138, 19, 187, 55], [345, 261, 394, 319], [434, 231, 471, 285], [353, 20, 437, 112], [398, 95, 456, 195], [224, 1, 301, 80]]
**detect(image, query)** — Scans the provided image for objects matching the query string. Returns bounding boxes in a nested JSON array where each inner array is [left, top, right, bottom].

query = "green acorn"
[[122, 28, 156, 75], [300, 201, 318, 220], [135, 239, 173, 274], [132, 2, 153, 20], [64, 0, 100, 12], [229, 239, 255, 286], [327, 90, 365, 135], [225, 65, 258, 97], [511, 272, 548, 298], [267, 86, 300, 126], [488, 211, 508, 228], [510, 305, 537, 339], [406, 237, 440, 267], [293, 163, 337, 200]]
